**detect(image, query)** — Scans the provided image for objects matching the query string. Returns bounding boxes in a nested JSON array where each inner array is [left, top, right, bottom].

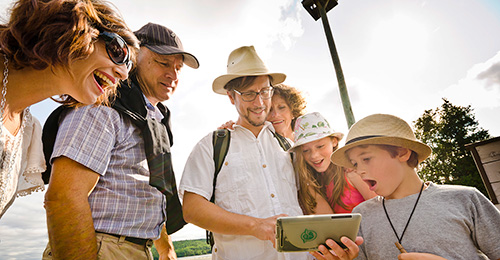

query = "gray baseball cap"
[[134, 23, 199, 68]]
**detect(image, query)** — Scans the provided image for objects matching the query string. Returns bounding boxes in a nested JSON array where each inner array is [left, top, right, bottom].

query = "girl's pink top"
[[324, 175, 365, 213]]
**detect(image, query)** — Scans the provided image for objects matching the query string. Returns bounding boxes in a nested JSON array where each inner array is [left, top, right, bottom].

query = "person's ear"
[[330, 137, 339, 149], [397, 147, 411, 162], [227, 91, 235, 105]]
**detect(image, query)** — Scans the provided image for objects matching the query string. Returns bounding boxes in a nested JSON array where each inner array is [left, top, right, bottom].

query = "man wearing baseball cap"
[[43, 23, 198, 259], [179, 46, 307, 259]]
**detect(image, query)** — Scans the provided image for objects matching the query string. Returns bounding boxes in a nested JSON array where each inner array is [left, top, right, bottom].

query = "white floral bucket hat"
[[289, 112, 344, 151]]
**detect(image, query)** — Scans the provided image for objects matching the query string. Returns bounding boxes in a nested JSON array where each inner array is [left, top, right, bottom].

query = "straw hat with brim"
[[135, 23, 199, 69], [331, 114, 432, 168], [289, 112, 344, 151], [212, 46, 286, 95]]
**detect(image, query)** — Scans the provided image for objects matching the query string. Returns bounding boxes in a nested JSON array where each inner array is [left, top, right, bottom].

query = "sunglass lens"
[[106, 37, 129, 64]]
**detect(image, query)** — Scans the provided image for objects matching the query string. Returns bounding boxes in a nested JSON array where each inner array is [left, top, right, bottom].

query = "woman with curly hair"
[[267, 83, 307, 140], [0, 0, 139, 218]]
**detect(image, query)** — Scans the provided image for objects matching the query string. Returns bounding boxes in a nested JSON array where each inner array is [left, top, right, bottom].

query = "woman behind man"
[[290, 112, 376, 214], [267, 83, 307, 140], [0, 0, 139, 218]]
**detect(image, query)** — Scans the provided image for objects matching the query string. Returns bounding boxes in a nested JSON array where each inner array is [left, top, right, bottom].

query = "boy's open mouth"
[[364, 179, 377, 190]]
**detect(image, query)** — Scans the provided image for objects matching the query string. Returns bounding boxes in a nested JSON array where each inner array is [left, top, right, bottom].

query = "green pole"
[[316, 0, 355, 128]]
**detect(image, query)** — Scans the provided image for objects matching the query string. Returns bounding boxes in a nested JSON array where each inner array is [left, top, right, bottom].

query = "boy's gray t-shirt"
[[353, 182, 500, 260]]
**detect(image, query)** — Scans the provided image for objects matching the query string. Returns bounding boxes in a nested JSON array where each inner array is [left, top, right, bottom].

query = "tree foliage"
[[413, 98, 490, 195], [152, 239, 212, 259]]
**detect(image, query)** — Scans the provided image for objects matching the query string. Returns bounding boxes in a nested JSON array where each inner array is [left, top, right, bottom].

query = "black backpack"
[[206, 128, 291, 246]]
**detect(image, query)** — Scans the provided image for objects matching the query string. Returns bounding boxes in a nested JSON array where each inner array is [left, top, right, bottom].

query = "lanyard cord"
[[382, 182, 425, 244]]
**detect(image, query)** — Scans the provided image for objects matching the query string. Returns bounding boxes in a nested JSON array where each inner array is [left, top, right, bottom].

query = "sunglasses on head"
[[99, 31, 132, 69]]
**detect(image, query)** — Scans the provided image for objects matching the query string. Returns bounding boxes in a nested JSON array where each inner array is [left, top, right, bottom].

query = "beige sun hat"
[[289, 112, 344, 151], [212, 46, 286, 95], [330, 114, 432, 168]]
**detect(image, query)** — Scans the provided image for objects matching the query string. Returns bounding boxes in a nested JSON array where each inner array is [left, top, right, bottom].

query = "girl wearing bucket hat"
[[290, 112, 376, 215], [327, 114, 500, 260]]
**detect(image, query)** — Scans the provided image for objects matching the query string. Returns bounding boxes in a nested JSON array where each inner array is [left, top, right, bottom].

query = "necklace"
[[382, 181, 425, 246], [0, 54, 30, 209]]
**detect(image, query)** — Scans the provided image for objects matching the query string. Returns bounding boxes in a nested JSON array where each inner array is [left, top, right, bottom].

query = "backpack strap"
[[270, 130, 291, 151], [41, 105, 72, 184], [210, 129, 231, 203], [207, 129, 231, 246]]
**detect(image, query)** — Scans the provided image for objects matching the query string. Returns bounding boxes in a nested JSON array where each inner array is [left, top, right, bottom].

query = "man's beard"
[[246, 116, 266, 127], [244, 107, 267, 127]]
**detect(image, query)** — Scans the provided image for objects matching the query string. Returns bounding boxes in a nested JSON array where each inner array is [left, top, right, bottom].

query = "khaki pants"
[[42, 232, 154, 260]]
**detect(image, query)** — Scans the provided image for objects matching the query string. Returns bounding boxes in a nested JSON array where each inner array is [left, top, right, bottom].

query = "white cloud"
[[118, 0, 304, 54], [475, 52, 500, 90], [441, 51, 500, 109]]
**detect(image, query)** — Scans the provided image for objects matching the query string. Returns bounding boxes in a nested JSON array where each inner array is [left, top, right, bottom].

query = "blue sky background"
[[1, 0, 500, 258]]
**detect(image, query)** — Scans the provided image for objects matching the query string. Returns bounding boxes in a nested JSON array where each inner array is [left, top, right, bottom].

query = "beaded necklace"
[[0, 54, 30, 209]]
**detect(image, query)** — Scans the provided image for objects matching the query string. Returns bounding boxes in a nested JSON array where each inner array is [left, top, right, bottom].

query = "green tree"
[[413, 98, 490, 196], [152, 245, 159, 259], [153, 239, 212, 259]]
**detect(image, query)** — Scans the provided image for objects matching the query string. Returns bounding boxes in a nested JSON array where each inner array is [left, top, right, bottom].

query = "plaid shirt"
[[51, 105, 165, 239]]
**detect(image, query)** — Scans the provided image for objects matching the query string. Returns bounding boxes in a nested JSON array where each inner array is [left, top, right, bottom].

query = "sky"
[[1, 0, 500, 258]]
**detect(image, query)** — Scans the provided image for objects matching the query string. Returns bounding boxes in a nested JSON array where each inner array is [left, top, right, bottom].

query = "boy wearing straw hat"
[[180, 46, 320, 259], [325, 114, 500, 260]]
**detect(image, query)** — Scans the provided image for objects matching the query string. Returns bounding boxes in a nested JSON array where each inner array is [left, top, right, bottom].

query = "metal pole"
[[315, 0, 355, 128]]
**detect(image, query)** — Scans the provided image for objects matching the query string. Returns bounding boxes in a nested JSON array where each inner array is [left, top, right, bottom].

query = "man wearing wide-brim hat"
[[180, 46, 308, 259]]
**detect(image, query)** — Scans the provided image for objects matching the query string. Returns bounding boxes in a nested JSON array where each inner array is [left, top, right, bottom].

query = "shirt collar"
[[233, 121, 273, 134], [143, 94, 164, 121]]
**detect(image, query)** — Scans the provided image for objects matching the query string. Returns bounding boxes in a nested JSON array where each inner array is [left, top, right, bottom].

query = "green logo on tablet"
[[300, 229, 317, 243]]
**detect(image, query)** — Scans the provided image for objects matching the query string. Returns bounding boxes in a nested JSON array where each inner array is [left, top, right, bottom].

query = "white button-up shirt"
[[180, 122, 307, 259]]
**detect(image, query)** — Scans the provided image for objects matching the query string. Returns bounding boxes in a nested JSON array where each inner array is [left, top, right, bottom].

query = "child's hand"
[[217, 120, 235, 130], [344, 167, 377, 200], [344, 167, 355, 174], [344, 168, 358, 180], [398, 252, 448, 260], [310, 236, 363, 260]]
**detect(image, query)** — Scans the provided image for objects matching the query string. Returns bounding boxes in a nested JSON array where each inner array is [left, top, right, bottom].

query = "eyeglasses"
[[233, 86, 274, 102], [99, 31, 132, 69]]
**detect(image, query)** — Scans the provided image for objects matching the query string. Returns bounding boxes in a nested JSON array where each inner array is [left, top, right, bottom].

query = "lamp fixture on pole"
[[302, 0, 355, 128]]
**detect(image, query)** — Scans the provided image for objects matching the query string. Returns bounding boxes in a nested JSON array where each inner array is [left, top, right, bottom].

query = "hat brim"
[[212, 73, 286, 95], [289, 132, 344, 151], [330, 136, 432, 168], [144, 45, 199, 69]]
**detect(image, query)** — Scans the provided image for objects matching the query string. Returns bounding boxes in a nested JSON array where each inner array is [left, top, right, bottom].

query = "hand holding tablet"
[[276, 213, 361, 252]]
